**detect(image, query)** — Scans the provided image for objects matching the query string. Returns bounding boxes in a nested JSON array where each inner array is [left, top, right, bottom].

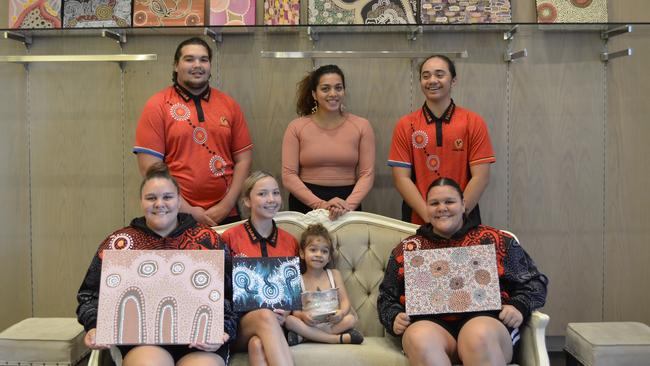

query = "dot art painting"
[[9, 0, 62, 29], [96, 250, 224, 345], [232, 256, 302, 312], [133, 0, 206, 27], [404, 244, 501, 316], [420, 0, 511, 24], [536, 0, 607, 23]]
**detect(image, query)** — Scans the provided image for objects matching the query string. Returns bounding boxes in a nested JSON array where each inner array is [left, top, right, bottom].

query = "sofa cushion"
[[565, 322, 650, 366], [0, 317, 89, 366], [229, 336, 409, 366]]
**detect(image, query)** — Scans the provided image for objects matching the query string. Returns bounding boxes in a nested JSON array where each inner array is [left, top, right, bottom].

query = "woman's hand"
[[273, 308, 289, 326], [499, 305, 523, 328], [393, 312, 411, 336], [83, 329, 110, 350], [324, 197, 351, 220]]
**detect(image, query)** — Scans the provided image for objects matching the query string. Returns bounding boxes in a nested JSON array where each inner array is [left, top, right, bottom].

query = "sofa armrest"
[[518, 311, 550, 366]]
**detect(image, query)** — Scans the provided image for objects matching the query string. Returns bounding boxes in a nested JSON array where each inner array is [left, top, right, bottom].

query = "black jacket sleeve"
[[377, 254, 406, 337], [76, 254, 102, 332], [501, 237, 549, 319], [221, 244, 238, 342]]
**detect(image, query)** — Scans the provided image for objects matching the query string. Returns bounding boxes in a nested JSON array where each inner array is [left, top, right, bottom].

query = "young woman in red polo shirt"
[[222, 171, 299, 366]]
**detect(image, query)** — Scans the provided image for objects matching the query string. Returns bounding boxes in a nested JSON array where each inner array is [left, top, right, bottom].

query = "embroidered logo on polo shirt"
[[209, 155, 226, 177], [412, 130, 429, 149], [426, 155, 440, 172], [453, 138, 464, 151], [220, 116, 230, 127], [170, 103, 191, 121]]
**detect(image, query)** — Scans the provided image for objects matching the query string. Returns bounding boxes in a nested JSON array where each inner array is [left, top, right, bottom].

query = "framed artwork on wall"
[[209, 0, 256, 25], [133, 0, 206, 27], [536, 0, 608, 23], [264, 0, 300, 25], [63, 0, 132, 28], [9, 0, 62, 29], [308, 0, 417, 25], [96, 250, 225, 345], [420, 0, 511, 24]]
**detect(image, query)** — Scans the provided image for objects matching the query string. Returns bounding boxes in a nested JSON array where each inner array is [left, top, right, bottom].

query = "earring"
[[311, 101, 318, 114], [339, 103, 346, 113]]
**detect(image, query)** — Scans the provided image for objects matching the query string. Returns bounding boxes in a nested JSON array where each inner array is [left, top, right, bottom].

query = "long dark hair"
[[296, 65, 346, 116], [139, 162, 180, 196], [426, 177, 464, 200]]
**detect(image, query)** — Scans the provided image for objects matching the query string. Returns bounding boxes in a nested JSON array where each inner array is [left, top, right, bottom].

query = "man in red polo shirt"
[[134, 37, 252, 226], [388, 55, 495, 225]]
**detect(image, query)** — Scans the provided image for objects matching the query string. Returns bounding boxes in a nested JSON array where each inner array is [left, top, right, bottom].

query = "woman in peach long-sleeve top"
[[282, 65, 375, 220]]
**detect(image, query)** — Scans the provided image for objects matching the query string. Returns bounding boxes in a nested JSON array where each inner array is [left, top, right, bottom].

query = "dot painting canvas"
[[232, 256, 302, 312], [63, 0, 132, 28], [209, 0, 256, 25], [96, 250, 224, 345], [420, 0, 511, 24], [9, 0, 62, 29], [536, 0, 607, 23], [264, 0, 300, 25], [404, 245, 501, 316], [133, 0, 206, 27], [308, 0, 417, 25]]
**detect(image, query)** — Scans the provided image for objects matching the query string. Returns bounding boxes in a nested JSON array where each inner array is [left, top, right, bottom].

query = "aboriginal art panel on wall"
[[536, 0, 607, 23], [96, 250, 224, 345], [420, 0, 511, 24], [9, 0, 62, 28], [210, 0, 255, 25], [264, 0, 300, 25], [404, 245, 501, 316], [232, 257, 302, 312], [133, 0, 206, 27], [63, 0, 132, 28], [308, 0, 417, 24]]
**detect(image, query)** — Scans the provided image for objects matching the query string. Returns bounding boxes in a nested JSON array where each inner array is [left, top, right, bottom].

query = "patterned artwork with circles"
[[404, 245, 501, 316], [536, 0, 607, 23], [420, 0, 511, 24], [9, 0, 61, 28], [210, 0, 255, 25], [232, 257, 302, 312], [133, 0, 206, 27], [96, 250, 224, 345], [308, 0, 417, 25], [63, 0, 132, 28], [264, 0, 300, 25]]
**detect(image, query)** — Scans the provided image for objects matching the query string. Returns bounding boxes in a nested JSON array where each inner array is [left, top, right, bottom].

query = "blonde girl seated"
[[222, 171, 299, 366], [285, 224, 364, 345]]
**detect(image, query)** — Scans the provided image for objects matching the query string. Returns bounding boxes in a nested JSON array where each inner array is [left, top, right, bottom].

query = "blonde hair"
[[240, 171, 278, 217]]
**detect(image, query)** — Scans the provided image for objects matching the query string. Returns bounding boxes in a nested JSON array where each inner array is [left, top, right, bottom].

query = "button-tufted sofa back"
[[215, 210, 418, 337]]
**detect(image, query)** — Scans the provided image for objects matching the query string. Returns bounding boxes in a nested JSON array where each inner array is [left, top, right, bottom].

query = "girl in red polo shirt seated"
[[222, 171, 299, 366]]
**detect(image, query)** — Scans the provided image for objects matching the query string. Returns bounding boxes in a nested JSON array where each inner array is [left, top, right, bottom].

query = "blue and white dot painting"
[[232, 256, 302, 312]]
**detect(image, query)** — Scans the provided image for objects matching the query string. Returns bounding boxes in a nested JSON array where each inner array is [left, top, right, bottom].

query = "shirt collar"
[[423, 99, 456, 125], [243, 219, 278, 248], [173, 82, 211, 103]]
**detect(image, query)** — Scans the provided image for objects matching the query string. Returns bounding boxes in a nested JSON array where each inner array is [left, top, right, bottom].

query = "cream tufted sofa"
[[89, 210, 550, 366]]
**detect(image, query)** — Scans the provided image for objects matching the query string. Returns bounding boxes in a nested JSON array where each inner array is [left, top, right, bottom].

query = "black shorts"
[[118, 344, 230, 364], [411, 310, 520, 347]]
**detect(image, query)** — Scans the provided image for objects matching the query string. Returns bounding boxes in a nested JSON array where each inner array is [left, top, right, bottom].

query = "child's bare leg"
[[285, 315, 339, 344], [328, 313, 358, 334], [248, 336, 268, 366]]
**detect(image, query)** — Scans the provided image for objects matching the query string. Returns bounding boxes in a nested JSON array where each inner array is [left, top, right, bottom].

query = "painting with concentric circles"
[[96, 250, 224, 345], [404, 245, 500, 315]]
